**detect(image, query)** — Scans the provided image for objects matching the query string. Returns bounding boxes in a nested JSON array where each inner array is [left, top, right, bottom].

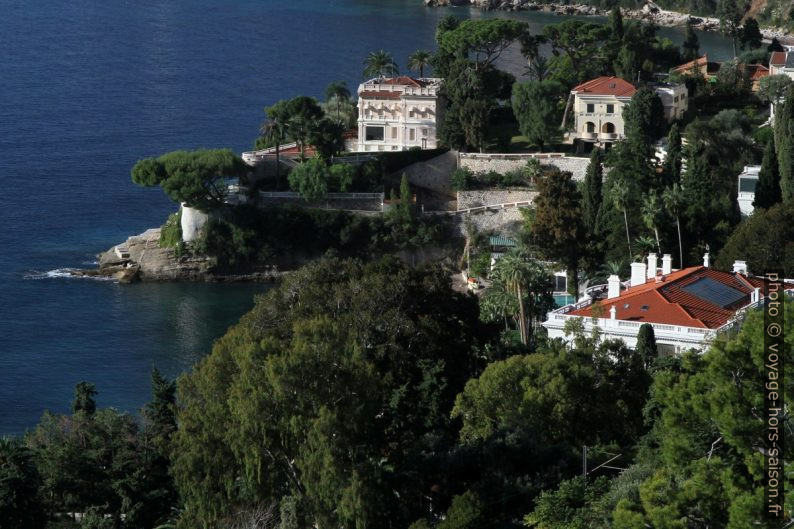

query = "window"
[[365, 126, 385, 141], [606, 104, 614, 114], [391, 127, 398, 140], [554, 274, 567, 293], [586, 103, 595, 113], [674, 96, 679, 102], [585, 122, 596, 133], [422, 128, 428, 137], [409, 128, 415, 141]]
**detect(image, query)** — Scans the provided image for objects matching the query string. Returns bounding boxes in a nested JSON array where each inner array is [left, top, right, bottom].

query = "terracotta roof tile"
[[359, 90, 402, 100], [748, 64, 770, 80], [380, 76, 428, 87], [572, 76, 636, 97], [770, 51, 787, 67], [567, 266, 790, 329]]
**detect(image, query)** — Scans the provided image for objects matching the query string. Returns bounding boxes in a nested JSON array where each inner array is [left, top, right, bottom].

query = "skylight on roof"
[[681, 277, 746, 308]]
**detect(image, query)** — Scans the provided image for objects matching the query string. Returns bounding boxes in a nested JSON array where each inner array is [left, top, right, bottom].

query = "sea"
[[0, 0, 737, 435]]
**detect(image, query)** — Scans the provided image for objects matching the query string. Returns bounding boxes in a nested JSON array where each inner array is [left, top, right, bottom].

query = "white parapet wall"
[[180, 204, 209, 243], [456, 189, 538, 210]]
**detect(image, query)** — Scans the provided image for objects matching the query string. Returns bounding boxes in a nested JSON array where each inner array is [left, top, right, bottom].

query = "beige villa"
[[356, 76, 444, 152]]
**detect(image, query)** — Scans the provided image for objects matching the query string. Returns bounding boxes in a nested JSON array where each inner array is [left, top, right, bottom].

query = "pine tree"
[[753, 140, 783, 210], [681, 21, 700, 61]]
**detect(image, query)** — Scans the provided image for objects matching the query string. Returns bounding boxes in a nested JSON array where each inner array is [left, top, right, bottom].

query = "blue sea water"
[[0, 0, 736, 435]]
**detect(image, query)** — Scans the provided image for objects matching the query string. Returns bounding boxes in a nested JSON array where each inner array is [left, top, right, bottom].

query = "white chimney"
[[610, 305, 617, 319], [647, 253, 658, 279], [662, 254, 672, 275], [733, 260, 748, 275], [703, 252, 710, 268], [607, 274, 621, 299], [752, 287, 760, 303], [630, 262, 647, 287]]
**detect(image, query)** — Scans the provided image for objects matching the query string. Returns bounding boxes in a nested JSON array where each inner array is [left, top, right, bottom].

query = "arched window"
[[602, 122, 615, 134], [585, 122, 596, 133]]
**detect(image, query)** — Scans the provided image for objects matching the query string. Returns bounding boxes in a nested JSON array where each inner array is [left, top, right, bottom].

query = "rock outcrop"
[[70, 228, 281, 283], [424, 0, 792, 40]]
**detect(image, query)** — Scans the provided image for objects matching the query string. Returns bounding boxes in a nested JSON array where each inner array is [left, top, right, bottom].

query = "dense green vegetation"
[[7, 259, 788, 528], [194, 203, 450, 271]]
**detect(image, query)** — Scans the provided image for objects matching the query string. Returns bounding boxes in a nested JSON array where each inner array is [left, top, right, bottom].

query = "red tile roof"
[[672, 54, 709, 73], [568, 267, 789, 329], [380, 76, 428, 87], [748, 64, 770, 80], [572, 76, 636, 97], [359, 90, 403, 100], [770, 51, 787, 67]]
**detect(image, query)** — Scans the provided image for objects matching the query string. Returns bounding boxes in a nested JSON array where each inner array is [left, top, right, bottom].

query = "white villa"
[[356, 76, 444, 152], [564, 76, 636, 145], [564, 76, 688, 146], [543, 253, 791, 354], [650, 82, 689, 121], [770, 48, 794, 80], [737, 165, 760, 217]]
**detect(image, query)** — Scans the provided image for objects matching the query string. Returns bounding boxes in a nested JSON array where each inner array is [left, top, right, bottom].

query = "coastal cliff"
[[424, 0, 794, 41]]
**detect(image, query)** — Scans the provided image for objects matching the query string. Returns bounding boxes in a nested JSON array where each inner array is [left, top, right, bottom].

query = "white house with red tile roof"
[[356, 76, 444, 152], [770, 49, 794, 80], [543, 253, 793, 354], [563, 76, 636, 145]]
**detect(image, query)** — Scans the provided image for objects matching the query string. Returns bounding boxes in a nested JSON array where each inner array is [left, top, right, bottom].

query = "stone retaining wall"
[[458, 153, 591, 181], [456, 189, 538, 210], [257, 192, 384, 212]]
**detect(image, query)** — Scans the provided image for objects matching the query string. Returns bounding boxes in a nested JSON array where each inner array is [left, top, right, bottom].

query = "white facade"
[[652, 83, 688, 121], [570, 92, 632, 143], [737, 165, 760, 217], [769, 46, 794, 80], [356, 77, 443, 152]]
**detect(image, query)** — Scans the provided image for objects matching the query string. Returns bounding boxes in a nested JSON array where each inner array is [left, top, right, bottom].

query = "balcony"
[[599, 132, 619, 141]]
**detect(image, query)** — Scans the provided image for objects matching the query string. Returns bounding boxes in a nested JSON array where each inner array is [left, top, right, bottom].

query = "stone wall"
[[257, 192, 384, 212], [458, 153, 592, 181], [451, 208, 527, 237], [456, 189, 538, 210]]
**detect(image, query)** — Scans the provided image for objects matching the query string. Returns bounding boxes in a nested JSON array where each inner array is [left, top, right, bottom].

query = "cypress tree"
[[778, 87, 794, 202], [635, 323, 658, 370], [609, 6, 624, 39], [753, 140, 782, 210], [664, 123, 683, 186], [582, 147, 604, 230]]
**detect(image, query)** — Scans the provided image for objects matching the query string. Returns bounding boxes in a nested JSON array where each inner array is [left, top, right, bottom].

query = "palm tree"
[[663, 183, 685, 269], [324, 81, 351, 123], [492, 254, 530, 345], [599, 260, 624, 282], [260, 117, 285, 183], [634, 235, 657, 261], [640, 192, 662, 254], [611, 182, 632, 262], [407, 49, 432, 78], [491, 253, 551, 347], [363, 50, 398, 79], [525, 55, 549, 81]]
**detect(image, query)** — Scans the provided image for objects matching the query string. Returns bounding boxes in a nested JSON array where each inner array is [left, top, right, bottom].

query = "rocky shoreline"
[[68, 228, 283, 283], [424, 0, 794, 42]]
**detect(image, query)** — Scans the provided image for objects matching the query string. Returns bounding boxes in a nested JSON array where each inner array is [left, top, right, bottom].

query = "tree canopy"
[[131, 149, 246, 210]]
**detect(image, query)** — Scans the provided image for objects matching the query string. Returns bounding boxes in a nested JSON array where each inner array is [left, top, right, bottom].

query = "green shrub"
[[451, 167, 473, 191], [159, 210, 184, 255]]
